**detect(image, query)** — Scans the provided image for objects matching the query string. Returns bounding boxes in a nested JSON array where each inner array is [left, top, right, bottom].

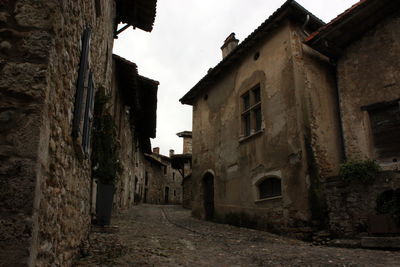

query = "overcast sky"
[[113, 0, 358, 156]]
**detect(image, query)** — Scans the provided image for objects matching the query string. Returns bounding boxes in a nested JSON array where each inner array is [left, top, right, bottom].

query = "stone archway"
[[203, 172, 215, 220]]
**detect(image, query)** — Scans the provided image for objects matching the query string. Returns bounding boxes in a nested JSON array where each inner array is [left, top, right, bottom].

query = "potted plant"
[[91, 91, 121, 226]]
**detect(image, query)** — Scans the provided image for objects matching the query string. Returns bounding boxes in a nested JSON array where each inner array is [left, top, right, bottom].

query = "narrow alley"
[[74, 205, 400, 267]]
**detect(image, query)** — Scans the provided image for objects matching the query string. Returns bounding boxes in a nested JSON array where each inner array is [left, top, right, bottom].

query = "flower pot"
[[96, 182, 115, 226]]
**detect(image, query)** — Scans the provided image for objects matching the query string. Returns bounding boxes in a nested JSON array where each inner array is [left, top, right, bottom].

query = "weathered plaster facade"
[[181, 2, 340, 236]]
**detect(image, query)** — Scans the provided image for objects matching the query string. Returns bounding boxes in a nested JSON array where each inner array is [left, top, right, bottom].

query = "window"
[[367, 100, 400, 162], [258, 178, 281, 199], [72, 27, 95, 157], [164, 166, 167, 175], [145, 171, 148, 185], [172, 172, 175, 181], [241, 84, 262, 137]]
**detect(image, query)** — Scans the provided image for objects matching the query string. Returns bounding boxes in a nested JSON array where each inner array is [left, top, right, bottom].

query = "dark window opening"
[[95, 0, 102, 17], [258, 178, 281, 199], [254, 107, 262, 132], [145, 171, 148, 185], [243, 93, 250, 110], [369, 102, 400, 161], [242, 112, 251, 136], [253, 51, 260, 61], [164, 166, 167, 175]]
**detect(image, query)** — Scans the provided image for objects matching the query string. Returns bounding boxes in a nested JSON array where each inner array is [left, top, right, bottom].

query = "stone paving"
[[74, 204, 400, 267]]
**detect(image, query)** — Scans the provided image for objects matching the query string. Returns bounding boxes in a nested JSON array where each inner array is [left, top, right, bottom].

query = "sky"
[[113, 0, 359, 156]]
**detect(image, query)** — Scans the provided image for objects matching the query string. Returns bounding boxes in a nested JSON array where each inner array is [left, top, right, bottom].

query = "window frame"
[[258, 177, 282, 199], [240, 84, 263, 140], [251, 171, 283, 203], [72, 27, 96, 159], [362, 98, 400, 163]]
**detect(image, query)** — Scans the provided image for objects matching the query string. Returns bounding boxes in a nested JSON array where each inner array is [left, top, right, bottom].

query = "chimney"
[[169, 149, 175, 157], [221, 33, 239, 59], [177, 131, 192, 154], [153, 147, 160, 154]]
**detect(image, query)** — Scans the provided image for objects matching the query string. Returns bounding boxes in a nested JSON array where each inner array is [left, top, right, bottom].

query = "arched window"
[[258, 177, 281, 199]]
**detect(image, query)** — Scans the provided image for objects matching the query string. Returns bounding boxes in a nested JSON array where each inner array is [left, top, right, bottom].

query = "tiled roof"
[[180, 0, 324, 105], [113, 54, 159, 139], [305, 0, 400, 57]]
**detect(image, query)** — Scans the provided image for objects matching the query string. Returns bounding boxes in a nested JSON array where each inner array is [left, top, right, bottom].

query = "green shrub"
[[339, 159, 381, 184]]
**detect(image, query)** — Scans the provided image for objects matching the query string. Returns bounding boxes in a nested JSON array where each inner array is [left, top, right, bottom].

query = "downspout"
[[301, 14, 310, 36], [332, 59, 347, 163]]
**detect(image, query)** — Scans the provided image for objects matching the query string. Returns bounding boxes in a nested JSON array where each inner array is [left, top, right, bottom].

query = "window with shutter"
[[367, 100, 400, 162], [73, 27, 95, 158]]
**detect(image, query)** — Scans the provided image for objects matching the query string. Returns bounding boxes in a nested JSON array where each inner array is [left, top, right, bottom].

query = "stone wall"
[[337, 11, 400, 163], [182, 175, 193, 209], [0, 0, 115, 266], [144, 154, 182, 205], [324, 171, 400, 237], [111, 62, 136, 211]]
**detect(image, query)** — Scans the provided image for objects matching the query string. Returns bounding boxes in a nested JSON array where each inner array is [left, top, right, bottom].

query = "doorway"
[[164, 186, 169, 204], [203, 172, 214, 220]]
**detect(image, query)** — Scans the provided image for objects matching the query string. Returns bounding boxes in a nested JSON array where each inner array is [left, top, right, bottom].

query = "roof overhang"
[[180, 0, 324, 105], [113, 54, 159, 139], [305, 0, 400, 58], [116, 0, 157, 32], [144, 153, 167, 166], [170, 154, 192, 170]]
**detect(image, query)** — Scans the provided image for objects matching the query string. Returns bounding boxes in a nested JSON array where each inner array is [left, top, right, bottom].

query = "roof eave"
[[180, 0, 324, 105]]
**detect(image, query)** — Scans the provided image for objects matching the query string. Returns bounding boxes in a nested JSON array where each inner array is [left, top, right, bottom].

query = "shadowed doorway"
[[203, 172, 215, 220]]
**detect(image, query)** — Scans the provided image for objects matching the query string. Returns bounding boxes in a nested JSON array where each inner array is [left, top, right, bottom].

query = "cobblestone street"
[[74, 205, 400, 267]]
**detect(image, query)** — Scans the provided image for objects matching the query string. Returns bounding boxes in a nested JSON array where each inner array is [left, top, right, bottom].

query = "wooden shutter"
[[82, 72, 95, 155], [369, 102, 400, 160], [72, 27, 91, 139]]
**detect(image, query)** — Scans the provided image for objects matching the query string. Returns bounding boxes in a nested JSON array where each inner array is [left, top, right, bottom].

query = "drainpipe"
[[301, 14, 310, 36], [332, 59, 347, 163]]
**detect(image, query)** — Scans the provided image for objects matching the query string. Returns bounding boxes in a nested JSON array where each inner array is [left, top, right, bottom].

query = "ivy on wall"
[[339, 159, 381, 184], [91, 90, 121, 185]]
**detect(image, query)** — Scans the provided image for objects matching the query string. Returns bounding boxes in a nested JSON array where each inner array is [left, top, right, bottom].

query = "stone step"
[[361, 237, 400, 249]]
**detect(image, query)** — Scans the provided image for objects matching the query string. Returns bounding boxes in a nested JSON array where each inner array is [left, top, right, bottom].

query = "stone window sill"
[[239, 129, 263, 143], [254, 195, 282, 203], [379, 162, 400, 172]]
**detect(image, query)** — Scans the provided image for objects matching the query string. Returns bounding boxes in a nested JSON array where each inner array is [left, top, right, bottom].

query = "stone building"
[[180, 0, 341, 236], [305, 0, 400, 238], [171, 131, 193, 209], [142, 147, 182, 205], [0, 0, 157, 266], [181, 0, 400, 240], [111, 55, 158, 211]]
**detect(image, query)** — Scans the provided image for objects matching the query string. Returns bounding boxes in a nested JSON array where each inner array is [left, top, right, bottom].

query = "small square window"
[[259, 178, 281, 199]]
